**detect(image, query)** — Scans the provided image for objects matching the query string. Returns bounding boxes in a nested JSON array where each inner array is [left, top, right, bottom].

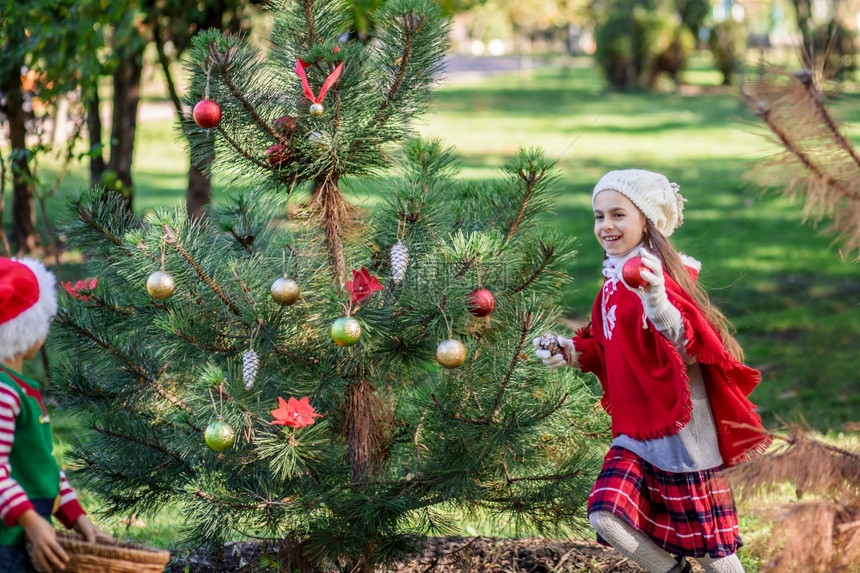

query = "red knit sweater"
[[573, 272, 771, 467]]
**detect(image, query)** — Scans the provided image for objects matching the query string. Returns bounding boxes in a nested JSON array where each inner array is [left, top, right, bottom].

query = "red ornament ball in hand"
[[193, 99, 222, 129], [467, 288, 495, 317], [266, 144, 291, 168], [621, 256, 648, 289]]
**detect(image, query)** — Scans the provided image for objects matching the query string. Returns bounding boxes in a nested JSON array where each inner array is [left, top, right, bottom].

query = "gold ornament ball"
[[436, 339, 467, 369], [309, 102, 324, 116], [204, 420, 236, 452], [146, 270, 176, 300], [271, 277, 300, 305], [331, 316, 361, 347]]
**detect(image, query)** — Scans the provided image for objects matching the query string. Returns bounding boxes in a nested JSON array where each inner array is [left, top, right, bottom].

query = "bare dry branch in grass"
[[722, 427, 860, 572]]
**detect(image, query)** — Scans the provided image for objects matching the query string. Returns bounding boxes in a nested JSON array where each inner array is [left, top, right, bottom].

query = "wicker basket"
[[27, 531, 171, 573]]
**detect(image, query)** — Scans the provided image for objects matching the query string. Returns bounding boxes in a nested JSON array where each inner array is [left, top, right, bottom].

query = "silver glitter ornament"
[[390, 240, 409, 284], [242, 350, 260, 389]]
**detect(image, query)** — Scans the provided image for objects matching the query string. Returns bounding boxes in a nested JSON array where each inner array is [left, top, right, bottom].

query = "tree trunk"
[[310, 174, 350, 285], [187, 160, 213, 220], [792, 0, 814, 65], [5, 78, 39, 253], [87, 92, 106, 187], [108, 49, 144, 212], [152, 10, 215, 220]]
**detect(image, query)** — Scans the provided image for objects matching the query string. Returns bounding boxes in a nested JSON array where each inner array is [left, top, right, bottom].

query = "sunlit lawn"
[[5, 53, 859, 568]]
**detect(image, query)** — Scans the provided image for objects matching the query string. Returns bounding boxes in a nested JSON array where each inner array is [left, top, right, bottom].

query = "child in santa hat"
[[0, 257, 108, 572], [534, 170, 771, 573]]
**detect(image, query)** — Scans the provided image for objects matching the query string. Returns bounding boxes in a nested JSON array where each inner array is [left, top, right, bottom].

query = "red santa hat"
[[0, 257, 58, 361]]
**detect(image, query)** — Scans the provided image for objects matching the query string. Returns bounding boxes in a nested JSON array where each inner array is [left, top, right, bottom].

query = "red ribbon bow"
[[295, 59, 344, 104]]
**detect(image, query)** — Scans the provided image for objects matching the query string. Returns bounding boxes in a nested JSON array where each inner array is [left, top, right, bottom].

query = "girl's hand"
[[19, 509, 68, 572], [533, 335, 577, 369], [639, 248, 672, 315], [72, 515, 113, 544]]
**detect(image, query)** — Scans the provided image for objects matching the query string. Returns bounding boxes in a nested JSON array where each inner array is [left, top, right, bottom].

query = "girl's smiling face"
[[593, 190, 647, 256]]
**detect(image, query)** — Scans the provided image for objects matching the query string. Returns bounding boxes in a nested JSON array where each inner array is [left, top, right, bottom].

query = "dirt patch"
[[166, 536, 708, 572]]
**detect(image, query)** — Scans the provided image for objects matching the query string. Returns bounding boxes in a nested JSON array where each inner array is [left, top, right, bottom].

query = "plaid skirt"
[[587, 446, 742, 558]]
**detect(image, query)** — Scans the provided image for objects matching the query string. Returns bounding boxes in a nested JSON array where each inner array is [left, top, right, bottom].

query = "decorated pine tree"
[[51, 0, 608, 570]]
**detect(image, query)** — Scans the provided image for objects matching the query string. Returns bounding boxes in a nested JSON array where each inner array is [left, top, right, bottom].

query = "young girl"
[[0, 257, 108, 572], [534, 169, 771, 573]]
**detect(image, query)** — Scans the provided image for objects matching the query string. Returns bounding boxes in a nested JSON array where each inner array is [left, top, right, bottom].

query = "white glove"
[[639, 248, 672, 315], [532, 334, 576, 370]]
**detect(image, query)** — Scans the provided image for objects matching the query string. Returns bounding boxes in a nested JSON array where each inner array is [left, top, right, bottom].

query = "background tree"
[[0, 0, 114, 254], [790, 0, 857, 80], [709, 17, 747, 86], [53, 0, 607, 571], [148, 0, 264, 218], [591, 0, 695, 90]]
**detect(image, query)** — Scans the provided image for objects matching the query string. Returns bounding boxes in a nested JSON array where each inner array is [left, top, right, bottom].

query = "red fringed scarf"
[[573, 271, 771, 467]]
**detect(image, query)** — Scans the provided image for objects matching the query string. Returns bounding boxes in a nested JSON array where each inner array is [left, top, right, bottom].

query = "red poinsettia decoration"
[[270, 396, 321, 429], [345, 267, 384, 305], [62, 278, 98, 301]]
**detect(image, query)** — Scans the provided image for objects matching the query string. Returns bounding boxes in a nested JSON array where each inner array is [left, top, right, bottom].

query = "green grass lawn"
[[4, 53, 859, 568]]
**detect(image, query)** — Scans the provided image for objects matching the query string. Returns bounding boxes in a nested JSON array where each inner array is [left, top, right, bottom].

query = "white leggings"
[[589, 511, 744, 573]]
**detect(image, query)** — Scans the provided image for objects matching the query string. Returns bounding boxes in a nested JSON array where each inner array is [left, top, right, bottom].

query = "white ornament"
[[308, 131, 327, 147], [390, 240, 409, 284], [242, 350, 260, 389]]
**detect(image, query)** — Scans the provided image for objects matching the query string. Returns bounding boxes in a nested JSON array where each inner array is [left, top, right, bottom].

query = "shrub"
[[709, 19, 747, 86], [595, 8, 693, 90]]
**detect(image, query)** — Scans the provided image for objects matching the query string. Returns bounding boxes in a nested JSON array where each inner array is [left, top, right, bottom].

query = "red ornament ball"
[[467, 288, 495, 317], [193, 99, 222, 129], [621, 256, 648, 289], [273, 115, 297, 136], [266, 144, 291, 168]]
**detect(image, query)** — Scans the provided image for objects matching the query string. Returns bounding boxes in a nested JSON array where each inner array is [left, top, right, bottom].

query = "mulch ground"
[[166, 536, 707, 572]]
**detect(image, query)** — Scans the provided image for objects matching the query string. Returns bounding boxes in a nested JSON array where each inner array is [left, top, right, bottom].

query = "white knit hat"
[[0, 257, 58, 361], [592, 169, 686, 237]]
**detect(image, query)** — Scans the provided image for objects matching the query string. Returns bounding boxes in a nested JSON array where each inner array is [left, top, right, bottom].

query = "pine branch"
[[505, 469, 583, 485], [163, 225, 243, 316], [212, 383, 256, 418], [512, 241, 555, 294], [369, 11, 424, 129], [75, 202, 138, 257], [754, 103, 860, 202], [173, 329, 244, 354], [505, 165, 545, 243], [214, 50, 289, 147], [795, 71, 860, 169], [742, 66, 860, 258], [430, 393, 489, 426], [216, 126, 272, 170], [57, 313, 195, 417], [194, 488, 288, 510], [489, 310, 533, 421], [302, 0, 317, 45], [93, 424, 193, 475]]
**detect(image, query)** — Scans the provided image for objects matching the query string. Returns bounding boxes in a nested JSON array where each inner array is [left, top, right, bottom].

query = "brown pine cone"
[[539, 333, 567, 360]]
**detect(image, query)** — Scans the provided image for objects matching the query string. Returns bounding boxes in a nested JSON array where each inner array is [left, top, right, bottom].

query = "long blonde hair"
[[644, 220, 745, 361]]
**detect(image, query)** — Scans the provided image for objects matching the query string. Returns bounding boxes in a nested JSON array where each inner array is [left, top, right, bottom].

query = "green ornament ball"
[[331, 316, 361, 347], [205, 420, 236, 452]]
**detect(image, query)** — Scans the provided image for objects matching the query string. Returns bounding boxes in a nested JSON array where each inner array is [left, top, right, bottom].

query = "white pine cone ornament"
[[242, 350, 260, 390], [390, 240, 409, 284]]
